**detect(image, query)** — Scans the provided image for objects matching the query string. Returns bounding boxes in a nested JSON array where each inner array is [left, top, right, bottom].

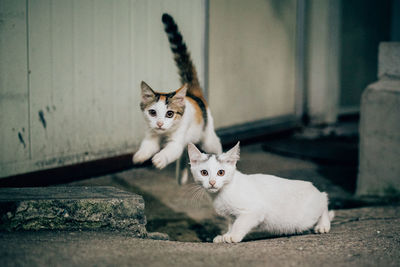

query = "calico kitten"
[[133, 14, 222, 183], [188, 142, 335, 243]]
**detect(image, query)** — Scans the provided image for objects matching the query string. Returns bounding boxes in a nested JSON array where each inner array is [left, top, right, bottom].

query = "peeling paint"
[[38, 110, 47, 128]]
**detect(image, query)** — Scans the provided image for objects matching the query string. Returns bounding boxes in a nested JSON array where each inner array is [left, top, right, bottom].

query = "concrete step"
[[357, 42, 400, 197], [0, 186, 147, 237], [379, 42, 400, 79]]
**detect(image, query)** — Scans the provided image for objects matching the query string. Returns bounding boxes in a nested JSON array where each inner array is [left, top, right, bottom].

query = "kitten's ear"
[[141, 81, 156, 102], [218, 142, 240, 165], [188, 143, 204, 165], [172, 84, 188, 105]]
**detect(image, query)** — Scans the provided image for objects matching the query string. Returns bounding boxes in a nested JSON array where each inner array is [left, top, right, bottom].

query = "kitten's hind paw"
[[314, 209, 331, 234], [314, 224, 331, 234]]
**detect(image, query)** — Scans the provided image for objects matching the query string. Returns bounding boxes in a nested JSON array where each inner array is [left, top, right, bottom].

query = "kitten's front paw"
[[213, 235, 224, 243], [133, 149, 152, 164], [152, 152, 168, 169], [213, 234, 242, 243], [222, 233, 242, 243], [213, 233, 243, 243]]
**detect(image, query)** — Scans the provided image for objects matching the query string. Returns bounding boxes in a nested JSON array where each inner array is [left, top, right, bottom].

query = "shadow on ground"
[[110, 175, 221, 242], [262, 122, 359, 194]]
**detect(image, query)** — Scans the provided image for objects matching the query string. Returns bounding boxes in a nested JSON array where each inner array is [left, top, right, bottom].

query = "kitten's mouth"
[[207, 187, 219, 193]]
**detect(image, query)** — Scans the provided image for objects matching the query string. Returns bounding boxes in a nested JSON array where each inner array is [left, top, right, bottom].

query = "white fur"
[[133, 96, 222, 169], [188, 142, 334, 243]]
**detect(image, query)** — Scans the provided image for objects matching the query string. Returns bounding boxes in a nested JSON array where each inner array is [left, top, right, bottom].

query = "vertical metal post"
[[295, 0, 306, 123], [203, 0, 210, 101]]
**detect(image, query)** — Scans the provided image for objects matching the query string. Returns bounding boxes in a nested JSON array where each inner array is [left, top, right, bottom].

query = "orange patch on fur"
[[159, 95, 166, 102], [188, 85, 204, 99], [186, 97, 203, 124]]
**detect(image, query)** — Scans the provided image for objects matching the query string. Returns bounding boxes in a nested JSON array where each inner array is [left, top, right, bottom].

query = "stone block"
[[357, 80, 400, 196], [378, 42, 400, 79], [0, 186, 147, 237]]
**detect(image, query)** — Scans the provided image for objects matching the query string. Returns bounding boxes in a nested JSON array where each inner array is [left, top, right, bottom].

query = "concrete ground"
[[1, 143, 400, 266], [1, 206, 399, 267]]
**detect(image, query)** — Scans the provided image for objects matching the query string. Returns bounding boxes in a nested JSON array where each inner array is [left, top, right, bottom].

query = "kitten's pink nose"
[[209, 180, 216, 186], [156, 121, 164, 128]]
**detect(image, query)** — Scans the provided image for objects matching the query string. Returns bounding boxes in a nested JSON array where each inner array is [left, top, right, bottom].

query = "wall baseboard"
[[217, 115, 301, 146], [0, 115, 300, 187]]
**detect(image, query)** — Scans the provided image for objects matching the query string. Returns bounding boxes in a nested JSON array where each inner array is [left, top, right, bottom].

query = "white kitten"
[[188, 142, 335, 243]]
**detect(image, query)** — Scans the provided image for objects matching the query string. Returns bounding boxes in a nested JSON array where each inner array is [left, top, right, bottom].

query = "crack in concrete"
[[332, 216, 399, 225]]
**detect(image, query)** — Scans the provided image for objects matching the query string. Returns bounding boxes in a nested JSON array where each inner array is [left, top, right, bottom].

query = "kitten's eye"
[[200, 170, 208, 176], [148, 109, 157, 117], [166, 110, 175, 118], [217, 170, 225, 176]]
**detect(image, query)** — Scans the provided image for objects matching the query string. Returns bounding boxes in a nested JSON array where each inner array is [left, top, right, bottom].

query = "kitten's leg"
[[202, 113, 222, 154], [201, 127, 222, 155], [152, 140, 184, 169], [176, 150, 190, 185], [214, 214, 260, 243], [180, 167, 189, 184], [213, 217, 234, 243], [314, 208, 331, 234], [227, 218, 233, 233], [132, 134, 160, 164]]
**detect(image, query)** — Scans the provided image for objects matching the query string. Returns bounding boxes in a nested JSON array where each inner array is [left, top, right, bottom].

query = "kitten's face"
[[140, 81, 187, 133], [188, 142, 240, 193]]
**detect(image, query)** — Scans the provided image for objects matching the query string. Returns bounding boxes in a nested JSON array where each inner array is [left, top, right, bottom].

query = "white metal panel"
[[209, 0, 297, 128], [0, 0, 30, 164], [0, 0, 205, 177], [306, 0, 340, 124]]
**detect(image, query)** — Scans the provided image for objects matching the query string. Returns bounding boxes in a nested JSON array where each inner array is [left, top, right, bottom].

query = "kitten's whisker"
[[183, 184, 202, 196], [182, 183, 204, 208], [188, 185, 205, 208], [187, 185, 202, 192]]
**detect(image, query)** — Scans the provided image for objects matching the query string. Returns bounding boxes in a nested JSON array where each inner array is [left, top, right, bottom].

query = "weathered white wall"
[[305, 0, 341, 123], [1, 0, 300, 177], [0, 0, 30, 165], [208, 0, 297, 128], [0, 0, 206, 177]]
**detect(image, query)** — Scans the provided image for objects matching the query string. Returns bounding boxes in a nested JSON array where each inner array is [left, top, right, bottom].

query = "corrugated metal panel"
[[0, 0, 205, 177]]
